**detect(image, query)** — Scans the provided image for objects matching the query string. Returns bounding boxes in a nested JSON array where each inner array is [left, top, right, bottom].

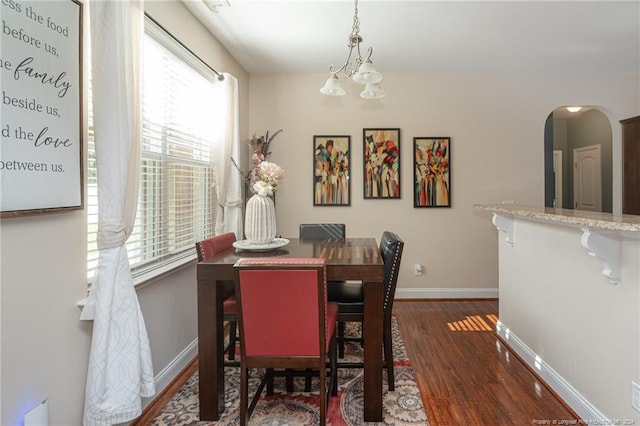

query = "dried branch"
[[231, 156, 251, 185], [249, 129, 283, 159]]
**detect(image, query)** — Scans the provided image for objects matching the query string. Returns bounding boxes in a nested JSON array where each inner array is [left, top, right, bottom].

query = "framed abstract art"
[[413, 137, 451, 207], [313, 135, 350, 206], [363, 128, 400, 199]]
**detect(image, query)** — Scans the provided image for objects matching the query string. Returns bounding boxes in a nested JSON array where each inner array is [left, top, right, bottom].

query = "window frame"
[[87, 15, 222, 286]]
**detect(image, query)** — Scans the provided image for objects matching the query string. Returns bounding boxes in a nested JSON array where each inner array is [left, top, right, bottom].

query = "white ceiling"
[[181, 0, 638, 76]]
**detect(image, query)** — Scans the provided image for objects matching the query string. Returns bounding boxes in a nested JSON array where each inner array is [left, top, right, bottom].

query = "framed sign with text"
[[0, 0, 83, 217]]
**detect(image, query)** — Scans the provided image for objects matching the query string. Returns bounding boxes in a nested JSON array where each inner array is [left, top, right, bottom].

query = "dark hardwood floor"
[[394, 299, 580, 425], [136, 299, 581, 425]]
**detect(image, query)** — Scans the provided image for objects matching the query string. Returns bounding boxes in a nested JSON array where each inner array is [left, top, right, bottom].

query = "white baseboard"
[[496, 320, 608, 422], [395, 287, 498, 299], [141, 339, 198, 408]]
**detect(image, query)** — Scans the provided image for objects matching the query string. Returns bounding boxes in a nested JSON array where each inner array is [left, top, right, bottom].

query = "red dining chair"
[[196, 232, 239, 362], [233, 257, 338, 426]]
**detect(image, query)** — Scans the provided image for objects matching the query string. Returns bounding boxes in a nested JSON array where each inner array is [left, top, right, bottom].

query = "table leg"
[[363, 279, 383, 422], [198, 279, 225, 420]]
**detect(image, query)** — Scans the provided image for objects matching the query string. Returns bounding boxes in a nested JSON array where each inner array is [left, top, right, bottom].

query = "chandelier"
[[319, 0, 385, 99]]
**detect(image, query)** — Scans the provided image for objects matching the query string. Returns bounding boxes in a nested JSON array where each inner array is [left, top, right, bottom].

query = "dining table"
[[196, 236, 385, 422]]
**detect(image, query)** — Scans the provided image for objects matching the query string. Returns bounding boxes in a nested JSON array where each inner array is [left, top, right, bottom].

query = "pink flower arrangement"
[[232, 130, 284, 197], [252, 160, 284, 196]]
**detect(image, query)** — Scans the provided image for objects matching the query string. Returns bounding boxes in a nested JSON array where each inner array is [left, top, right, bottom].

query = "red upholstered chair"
[[196, 232, 237, 260], [196, 232, 239, 361], [233, 258, 338, 426]]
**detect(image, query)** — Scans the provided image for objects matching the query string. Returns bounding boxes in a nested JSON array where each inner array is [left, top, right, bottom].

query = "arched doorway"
[[544, 107, 613, 213]]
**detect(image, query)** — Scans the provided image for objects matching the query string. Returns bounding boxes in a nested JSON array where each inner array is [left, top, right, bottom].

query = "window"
[[87, 17, 221, 283]]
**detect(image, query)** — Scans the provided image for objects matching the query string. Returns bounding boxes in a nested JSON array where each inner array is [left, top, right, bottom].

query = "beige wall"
[[1, 210, 90, 425], [249, 71, 638, 295], [0, 1, 638, 425]]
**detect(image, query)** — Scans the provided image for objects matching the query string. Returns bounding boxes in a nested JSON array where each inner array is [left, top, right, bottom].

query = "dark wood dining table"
[[196, 236, 385, 422]]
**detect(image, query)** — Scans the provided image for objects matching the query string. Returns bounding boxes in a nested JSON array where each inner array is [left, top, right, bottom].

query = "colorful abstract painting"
[[414, 137, 451, 207], [314, 135, 350, 206], [363, 128, 401, 199]]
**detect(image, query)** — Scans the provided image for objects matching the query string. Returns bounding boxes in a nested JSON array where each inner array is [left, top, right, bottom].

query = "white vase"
[[244, 193, 276, 243]]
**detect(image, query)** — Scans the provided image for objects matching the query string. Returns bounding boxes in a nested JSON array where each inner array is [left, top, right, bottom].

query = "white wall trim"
[[396, 287, 498, 299], [141, 338, 198, 408], [496, 320, 608, 423]]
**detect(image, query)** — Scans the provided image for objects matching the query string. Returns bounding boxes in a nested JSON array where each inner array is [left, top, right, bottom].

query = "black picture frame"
[[413, 137, 451, 207], [313, 135, 351, 206], [363, 128, 401, 199]]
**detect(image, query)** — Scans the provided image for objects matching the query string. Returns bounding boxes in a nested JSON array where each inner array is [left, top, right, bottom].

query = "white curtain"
[[213, 73, 243, 239], [81, 1, 155, 424]]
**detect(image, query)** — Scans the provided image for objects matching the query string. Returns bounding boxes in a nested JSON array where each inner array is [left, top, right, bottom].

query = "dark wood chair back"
[[299, 223, 346, 240], [379, 231, 405, 323]]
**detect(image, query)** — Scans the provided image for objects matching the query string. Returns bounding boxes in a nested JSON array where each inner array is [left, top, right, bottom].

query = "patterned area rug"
[[152, 318, 428, 425]]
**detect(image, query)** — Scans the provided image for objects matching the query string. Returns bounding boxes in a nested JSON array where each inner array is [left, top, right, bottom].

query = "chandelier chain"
[[329, 0, 371, 78], [320, 0, 384, 98], [349, 0, 361, 46]]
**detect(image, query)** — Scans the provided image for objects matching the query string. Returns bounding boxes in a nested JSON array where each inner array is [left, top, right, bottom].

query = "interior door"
[[621, 116, 640, 214], [553, 150, 563, 208], [573, 145, 602, 211]]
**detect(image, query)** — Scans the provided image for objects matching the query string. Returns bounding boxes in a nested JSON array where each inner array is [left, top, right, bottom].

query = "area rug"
[[152, 318, 428, 425]]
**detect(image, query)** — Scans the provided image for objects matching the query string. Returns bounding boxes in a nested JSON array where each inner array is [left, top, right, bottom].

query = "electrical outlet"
[[632, 381, 640, 412], [414, 264, 423, 276]]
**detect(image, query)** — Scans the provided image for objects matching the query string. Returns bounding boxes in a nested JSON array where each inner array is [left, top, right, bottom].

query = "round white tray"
[[232, 237, 290, 252]]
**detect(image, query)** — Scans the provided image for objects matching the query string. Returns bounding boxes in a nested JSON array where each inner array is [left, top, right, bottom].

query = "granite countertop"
[[474, 203, 640, 232]]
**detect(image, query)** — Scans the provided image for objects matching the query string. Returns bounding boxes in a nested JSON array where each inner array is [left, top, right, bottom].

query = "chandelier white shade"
[[320, 74, 347, 96], [320, 0, 385, 99], [360, 83, 385, 99], [352, 60, 382, 85]]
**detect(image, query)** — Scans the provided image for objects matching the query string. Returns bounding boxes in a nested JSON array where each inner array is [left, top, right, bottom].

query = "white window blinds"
[[87, 17, 220, 283]]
